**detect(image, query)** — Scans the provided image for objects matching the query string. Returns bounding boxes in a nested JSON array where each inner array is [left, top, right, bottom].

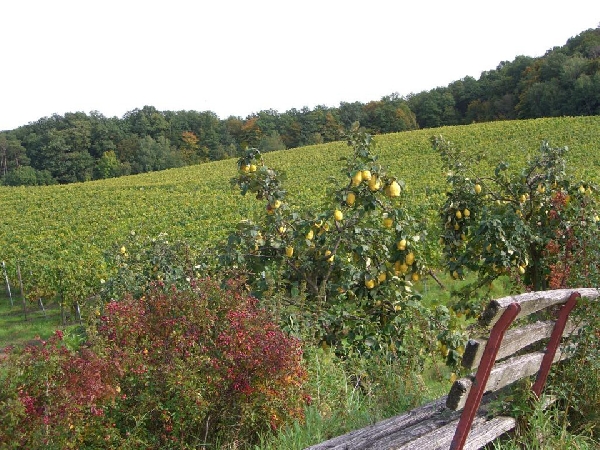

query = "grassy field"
[[0, 294, 64, 350]]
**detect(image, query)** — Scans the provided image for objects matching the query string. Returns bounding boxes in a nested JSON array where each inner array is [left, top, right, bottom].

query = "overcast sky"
[[1, 0, 598, 131]]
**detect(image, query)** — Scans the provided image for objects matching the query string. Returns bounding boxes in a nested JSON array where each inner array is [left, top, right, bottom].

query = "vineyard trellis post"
[[2, 261, 13, 307], [29, 270, 47, 317], [58, 270, 66, 326], [16, 262, 27, 321], [38, 297, 46, 316]]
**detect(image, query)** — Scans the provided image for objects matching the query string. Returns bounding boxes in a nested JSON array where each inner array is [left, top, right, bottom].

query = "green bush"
[[435, 137, 599, 314], [220, 126, 452, 364], [100, 232, 201, 302]]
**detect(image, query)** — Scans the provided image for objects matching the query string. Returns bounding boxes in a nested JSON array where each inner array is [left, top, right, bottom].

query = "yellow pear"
[[346, 192, 356, 206], [368, 175, 381, 192], [387, 181, 401, 197]]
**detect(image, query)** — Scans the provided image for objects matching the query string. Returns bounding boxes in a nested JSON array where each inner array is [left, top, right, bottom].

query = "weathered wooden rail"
[[306, 288, 599, 450]]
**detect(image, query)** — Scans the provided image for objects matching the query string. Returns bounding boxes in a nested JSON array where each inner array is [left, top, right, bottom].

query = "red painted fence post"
[[450, 303, 521, 450], [532, 291, 580, 397]]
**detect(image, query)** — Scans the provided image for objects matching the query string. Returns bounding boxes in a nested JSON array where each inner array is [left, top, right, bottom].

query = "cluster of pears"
[[347, 169, 401, 202]]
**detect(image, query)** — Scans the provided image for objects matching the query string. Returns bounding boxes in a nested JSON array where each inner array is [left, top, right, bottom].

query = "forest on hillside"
[[1, 27, 599, 186]]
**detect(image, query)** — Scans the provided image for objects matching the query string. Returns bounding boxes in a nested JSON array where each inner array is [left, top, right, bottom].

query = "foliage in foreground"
[[0, 278, 307, 449]]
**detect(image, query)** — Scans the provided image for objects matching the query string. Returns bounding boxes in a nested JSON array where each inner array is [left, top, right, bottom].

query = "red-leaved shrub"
[[0, 277, 307, 449]]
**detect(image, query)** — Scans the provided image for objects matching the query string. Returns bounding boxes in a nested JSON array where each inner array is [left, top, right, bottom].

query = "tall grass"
[[256, 348, 453, 450]]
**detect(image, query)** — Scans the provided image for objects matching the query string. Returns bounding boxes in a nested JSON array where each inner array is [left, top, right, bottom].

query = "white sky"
[[0, 0, 598, 131]]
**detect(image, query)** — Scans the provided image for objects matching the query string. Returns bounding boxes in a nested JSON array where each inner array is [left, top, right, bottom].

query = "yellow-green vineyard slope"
[[1, 116, 599, 292]]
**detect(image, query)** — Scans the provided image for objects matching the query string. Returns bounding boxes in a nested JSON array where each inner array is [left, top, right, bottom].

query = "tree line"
[[1, 27, 598, 186]]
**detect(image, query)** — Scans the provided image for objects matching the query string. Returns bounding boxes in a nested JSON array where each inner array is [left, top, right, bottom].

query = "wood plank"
[[394, 395, 557, 450], [367, 409, 462, 449], [462, 319, 580, 370], [480, 288, 599, 327], [462, 416, 517, 450], [447, 348, 570, 410], [388, 416, 477, 449], [304, 397, 449, 450], [387, 415, 517, 450]]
